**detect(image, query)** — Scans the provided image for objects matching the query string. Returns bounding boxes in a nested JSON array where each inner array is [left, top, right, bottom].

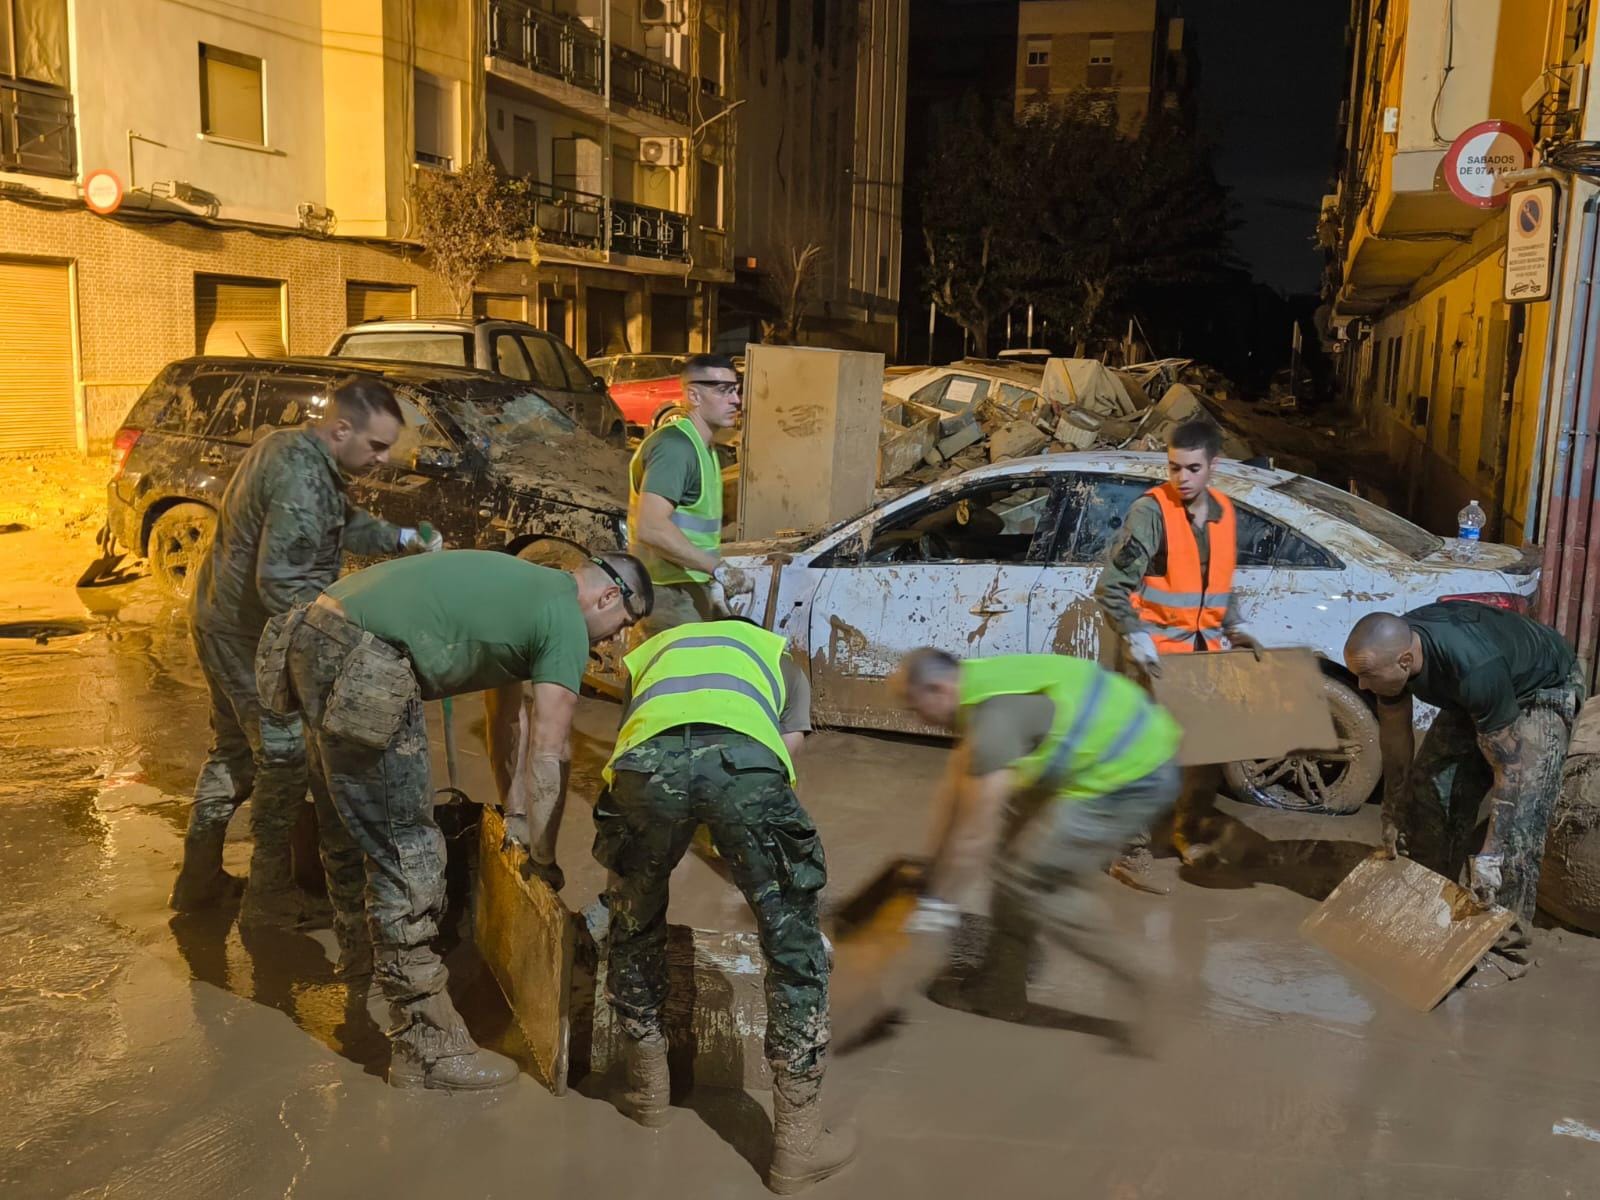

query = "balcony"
[[523, 179, 687, 263], [1, 78, 75, 178], [487, 0, 694, 128]]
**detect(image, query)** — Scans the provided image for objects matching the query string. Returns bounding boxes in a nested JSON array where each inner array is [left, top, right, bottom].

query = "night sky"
[[1179, 0, 1351, 296]]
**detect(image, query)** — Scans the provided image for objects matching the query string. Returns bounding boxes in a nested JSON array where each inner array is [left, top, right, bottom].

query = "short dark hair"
[[898, 646, 960, 689], [331, 376, 404, 427], [1168, 419, 1222, 459], [594, 550, 654, 616], [682, 353, 737, 377]]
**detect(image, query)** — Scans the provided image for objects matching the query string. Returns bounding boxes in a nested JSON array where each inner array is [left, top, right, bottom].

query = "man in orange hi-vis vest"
[[1094, 419, 1259, 865]]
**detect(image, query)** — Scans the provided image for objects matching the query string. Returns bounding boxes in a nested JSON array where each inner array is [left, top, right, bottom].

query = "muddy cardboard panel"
[[1150, 648, 1338, 765], [475, 806, 577, 1093], [1537, 696, 1600, 934], [1301, 854, 1514, 1011], [738, 345, 885, 541]]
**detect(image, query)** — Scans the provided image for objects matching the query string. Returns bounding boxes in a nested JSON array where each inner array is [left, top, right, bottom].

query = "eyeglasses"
[[687, 378, 741, 396], [590, 556, 646, 622]]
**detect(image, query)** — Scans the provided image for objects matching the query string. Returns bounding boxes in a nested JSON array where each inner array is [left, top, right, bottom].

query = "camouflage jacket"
[[191, 428, 400, 638]]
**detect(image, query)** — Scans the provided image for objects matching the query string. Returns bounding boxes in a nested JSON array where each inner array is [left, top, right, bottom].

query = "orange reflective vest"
[[1129, 485, 1236, 654]]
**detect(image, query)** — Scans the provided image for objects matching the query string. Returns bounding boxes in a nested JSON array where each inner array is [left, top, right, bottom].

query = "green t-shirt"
[[1404, 601, 1576, 733], [327, 550, 591, 700], [637, 424, 702, 507], [964, 694, 1056, 776]]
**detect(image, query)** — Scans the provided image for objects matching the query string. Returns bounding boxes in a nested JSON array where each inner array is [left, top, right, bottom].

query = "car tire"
[[1223, 674, 1381, 815], [650, 403, 688, 431], [147, 503, 216, 601]]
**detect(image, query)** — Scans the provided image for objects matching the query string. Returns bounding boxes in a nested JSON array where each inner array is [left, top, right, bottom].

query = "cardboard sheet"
[[1150, 647, 1339, 766]]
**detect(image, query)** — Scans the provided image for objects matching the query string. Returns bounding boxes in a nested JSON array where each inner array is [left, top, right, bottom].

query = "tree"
[[760, 241, 825, 344], [411, 158, 536, 315]]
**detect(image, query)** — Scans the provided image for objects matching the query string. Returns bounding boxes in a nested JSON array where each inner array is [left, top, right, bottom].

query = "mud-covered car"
[[104, 357, 629, 599], [721, 451, 1541, 816]]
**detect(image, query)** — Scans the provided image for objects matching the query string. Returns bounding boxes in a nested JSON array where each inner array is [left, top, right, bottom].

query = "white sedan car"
[[724, 452, 1539, 815]]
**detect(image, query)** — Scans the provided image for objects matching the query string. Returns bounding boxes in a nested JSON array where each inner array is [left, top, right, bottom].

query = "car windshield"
[[1273, 475, 1444, 559], [336, 331, 471, 367], [420, 382, 578, 451], [610, 356, 685, 384]]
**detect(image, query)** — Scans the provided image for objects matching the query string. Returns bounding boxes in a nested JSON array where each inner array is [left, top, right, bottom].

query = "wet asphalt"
[[4, 528, 1600, 1199]]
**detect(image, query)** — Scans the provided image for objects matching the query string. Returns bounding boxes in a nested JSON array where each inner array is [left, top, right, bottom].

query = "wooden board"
[[1300, 854, 1514, 1012], [826, 858, 949, 1049], [474, 807, 576, 1093], [1150, 647, 1339, 766]]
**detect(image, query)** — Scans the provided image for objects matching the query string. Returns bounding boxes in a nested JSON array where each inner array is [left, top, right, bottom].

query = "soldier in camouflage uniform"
[[280, 549, 649, 1091], [595, 619, 854, 1193], [172, 375, 438, 929]]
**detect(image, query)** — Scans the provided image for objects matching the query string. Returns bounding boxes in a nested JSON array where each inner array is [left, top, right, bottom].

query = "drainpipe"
[[1550, 197, 1600, 639]]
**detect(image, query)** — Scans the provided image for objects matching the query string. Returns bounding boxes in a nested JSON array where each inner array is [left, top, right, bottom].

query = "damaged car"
[[723, 451, 1539, 815], [103, 357, 629, 598]]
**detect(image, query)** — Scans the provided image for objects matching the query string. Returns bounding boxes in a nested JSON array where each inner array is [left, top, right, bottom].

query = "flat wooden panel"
[[0, 259, 75, 451], [1302, 854, 1513, 1011], [346, 282, 415, 325], [1150, 648, 1339, 766], [738, 345, 884, 540]]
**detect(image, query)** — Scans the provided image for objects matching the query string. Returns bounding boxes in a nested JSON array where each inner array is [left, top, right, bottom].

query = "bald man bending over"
[[1344, 602, 1583, 981]]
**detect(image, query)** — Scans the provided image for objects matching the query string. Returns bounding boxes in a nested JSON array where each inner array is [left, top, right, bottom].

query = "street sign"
[[1505, 183, 1558, 303], [82, 169, 124, 215], [1443, 121, 1534, 210]]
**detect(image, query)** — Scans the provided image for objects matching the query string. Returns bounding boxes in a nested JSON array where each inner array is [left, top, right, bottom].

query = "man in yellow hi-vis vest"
[[594, 619, 855, 1194], [891, 647, 1181, 1044], [626, 354, 751, 636]]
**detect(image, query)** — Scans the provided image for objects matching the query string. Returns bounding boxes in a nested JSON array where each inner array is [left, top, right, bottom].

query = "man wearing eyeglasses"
[[627, 352, 751, 634], [271, 548, 652, 1091]]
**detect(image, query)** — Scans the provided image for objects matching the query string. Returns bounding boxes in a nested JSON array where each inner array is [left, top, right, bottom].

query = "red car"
[[585, 354, 688, 430]]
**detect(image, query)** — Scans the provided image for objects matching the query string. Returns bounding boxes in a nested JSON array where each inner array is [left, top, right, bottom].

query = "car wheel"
[[147, 503, 216, 601], [650, 403, 688, 431], [1223, 675, 1381, 815]]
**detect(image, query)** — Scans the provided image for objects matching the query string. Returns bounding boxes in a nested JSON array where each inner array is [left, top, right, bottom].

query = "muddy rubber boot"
[[1172, 825, 1217, 868], [620, 1032, 672, 1128], [239, 843, 311, 929], [169, 821, 242, 912], [768, 1072, 858, 1194], [388, 1043, 520, 1093]]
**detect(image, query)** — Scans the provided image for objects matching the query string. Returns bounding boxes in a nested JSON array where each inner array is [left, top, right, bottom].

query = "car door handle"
[[969, 603, 1012, 615]]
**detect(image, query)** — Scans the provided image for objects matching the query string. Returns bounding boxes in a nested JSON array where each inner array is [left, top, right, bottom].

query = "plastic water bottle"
[[1457, 500, 1486, 542]]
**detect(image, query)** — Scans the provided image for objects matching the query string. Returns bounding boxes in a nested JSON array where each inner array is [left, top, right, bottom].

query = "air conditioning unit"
[[640, 0, 686, 27], [640, 136, 683, 167]]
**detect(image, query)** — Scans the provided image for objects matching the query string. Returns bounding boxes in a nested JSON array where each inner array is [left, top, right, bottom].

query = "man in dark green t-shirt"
[[279, 549, 652, 1091], [1344, 602, 1582, 981]]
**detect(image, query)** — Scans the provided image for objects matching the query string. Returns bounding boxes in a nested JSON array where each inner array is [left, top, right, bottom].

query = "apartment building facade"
[[0, 0, 731, 452], [1013, 0, 1192, 133], [1322, 0, 1592, 540]]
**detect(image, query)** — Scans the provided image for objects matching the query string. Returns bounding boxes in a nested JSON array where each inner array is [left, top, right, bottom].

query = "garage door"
[[474, 293, 526, 320], [347, 282, 415, 324], [0, 259, 76, 452], [195, 274, 286, 357]]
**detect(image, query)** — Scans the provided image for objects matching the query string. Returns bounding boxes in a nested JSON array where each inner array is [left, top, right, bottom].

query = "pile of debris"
[[877, 357, 1265, 490]]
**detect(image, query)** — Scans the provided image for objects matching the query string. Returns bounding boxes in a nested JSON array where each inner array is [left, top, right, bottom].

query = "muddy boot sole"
[[768, 1128, 859, 1194]]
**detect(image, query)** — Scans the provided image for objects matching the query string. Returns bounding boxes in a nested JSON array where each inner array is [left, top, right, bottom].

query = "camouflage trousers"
[[1403, 672, 1583, 923], [286, 609, 471, 1061], [596, 728, 831, 1080], [187, 624, 306, 854]]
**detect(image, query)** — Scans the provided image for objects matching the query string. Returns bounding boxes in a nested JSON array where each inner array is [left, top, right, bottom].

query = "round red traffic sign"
[[82, 169, 125, 215], [1442, 121, 1533, 210]]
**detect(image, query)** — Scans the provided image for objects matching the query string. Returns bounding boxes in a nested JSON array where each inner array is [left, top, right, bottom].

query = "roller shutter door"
[[195, 275, 286, 357], [346, 282, 415, 325], [474, 293, 526, 320], [0, 259, 76, 452]]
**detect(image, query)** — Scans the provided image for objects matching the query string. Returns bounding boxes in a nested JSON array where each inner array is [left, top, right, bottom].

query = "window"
[[2, 0, 70, 87], [334, 330, 470, 367], [387, 390, 458, 473], [517, 333, 567, 389], [1274, 475, 1442, 560], [1025, 36, 1051, 68], [493, 333, 534, 380], [199, 44, 264, 144], [812, 0, 827, 48], [414, 69, 456, 169], [201, 375, 256, 442], [1087, 33, 1114, 87], [550, 338, 596, 390], [512, 115, 538, 177], [700, 20, 724, 95], [851, 477, 1057, 566], [697, 157, 722, 228], [911, 373, 988, 415], [252, 377, 326, 435], [776, 0, 791, 59]]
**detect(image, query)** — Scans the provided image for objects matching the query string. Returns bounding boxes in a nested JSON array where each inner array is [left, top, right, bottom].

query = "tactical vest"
[[1128, 485, 1237, 654], [960, 655, 1180, 800], [605, 620, 796, 784], [627, 418, 722, 585]]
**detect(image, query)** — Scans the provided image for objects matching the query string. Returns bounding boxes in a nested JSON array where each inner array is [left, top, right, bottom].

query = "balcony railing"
[[1, 77, 75, 178], [488, 0, 691, 124], [522, 179, 687, 262]]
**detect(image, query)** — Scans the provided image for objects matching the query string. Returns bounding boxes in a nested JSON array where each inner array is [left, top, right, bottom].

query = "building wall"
[[1015, 0, 1161, 132]]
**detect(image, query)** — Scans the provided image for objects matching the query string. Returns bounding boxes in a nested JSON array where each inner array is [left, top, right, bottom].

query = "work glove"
[[713, 561, 753, 597], [398, 525, 444, 554], [904, 897, 963, 936], [1376, 809, 1399, 861], [1466, 853, 1504, 908], [1221, 627, 1264, 660], [1126, 631, 1162, 678]]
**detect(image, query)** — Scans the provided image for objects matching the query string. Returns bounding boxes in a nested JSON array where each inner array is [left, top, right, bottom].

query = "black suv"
[[105, 357, 630, 598]]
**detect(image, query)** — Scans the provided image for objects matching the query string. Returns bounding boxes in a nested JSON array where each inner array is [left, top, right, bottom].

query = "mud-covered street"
[[0, 524, 1597, 1199]]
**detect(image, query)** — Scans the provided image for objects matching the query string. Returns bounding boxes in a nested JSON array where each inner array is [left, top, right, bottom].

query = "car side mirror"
[[591, 376, 606, 393], [411, 444, 462, 476]]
